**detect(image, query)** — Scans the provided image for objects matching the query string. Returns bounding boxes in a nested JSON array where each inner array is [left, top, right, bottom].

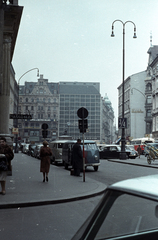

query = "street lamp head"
[[133, 27, 137, 38], [133, 32, 137, 38], [111, 31, 115, 37], [111, 25, 115, 37], [37, 69, 39, 77]]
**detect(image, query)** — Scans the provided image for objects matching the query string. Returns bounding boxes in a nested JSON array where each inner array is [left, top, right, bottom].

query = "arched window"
[[146, 83, 152, 91]]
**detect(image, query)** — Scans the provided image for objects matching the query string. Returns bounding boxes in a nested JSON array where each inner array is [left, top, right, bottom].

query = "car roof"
[[103, 144, 119, 147], [109, 174, 158, 200]]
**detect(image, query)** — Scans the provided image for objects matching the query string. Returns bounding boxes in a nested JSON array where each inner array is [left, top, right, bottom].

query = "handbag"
[[0, 157, 8, 171]]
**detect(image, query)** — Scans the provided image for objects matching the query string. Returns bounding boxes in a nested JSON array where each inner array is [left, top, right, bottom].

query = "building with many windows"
[[59, 82, 101, 140], [101, 94, 115, 143], [17, 77, 115, 143], [149, 47, 158, 138], [117, 45, 157, 140], [118, 71, 146, 140], [18, 75, 59, 142]]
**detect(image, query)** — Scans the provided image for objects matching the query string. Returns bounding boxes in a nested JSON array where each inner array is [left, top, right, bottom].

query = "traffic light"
[[78, 119, 88, 133], [42, 123, 48, 138], [42, 129, 48, 138]]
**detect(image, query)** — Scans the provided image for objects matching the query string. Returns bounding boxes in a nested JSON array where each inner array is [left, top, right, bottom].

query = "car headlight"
[[94, 155, 98, 160]]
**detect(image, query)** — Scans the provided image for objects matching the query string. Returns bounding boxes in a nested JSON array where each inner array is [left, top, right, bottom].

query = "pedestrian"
[[72, 139, 83, 177], [40, 141, 53, 182], [0, 137, 14, 195], [137, 145, 142, 158]]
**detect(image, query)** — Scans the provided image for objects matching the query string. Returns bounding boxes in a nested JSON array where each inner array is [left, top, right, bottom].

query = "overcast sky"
[[12, 0, 158, 122]]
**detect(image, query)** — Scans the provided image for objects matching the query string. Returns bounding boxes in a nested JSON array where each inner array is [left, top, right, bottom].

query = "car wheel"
[[94, 166, 98, 171]]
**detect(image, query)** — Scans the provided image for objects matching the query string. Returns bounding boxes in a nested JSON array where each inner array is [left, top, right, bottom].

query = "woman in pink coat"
[[40, 141, 53, 182]]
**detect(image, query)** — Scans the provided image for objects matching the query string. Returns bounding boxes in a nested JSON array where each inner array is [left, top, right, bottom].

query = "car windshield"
[[93, 190, 158, 239], [81, 143, 98, 151], [73, 190, 158, 239]]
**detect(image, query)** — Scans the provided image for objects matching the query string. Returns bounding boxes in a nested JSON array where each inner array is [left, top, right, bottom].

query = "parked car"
[[99, 144, 137, 159], [28, 144, 37, 157], [33, 144, 43, 159], [125, 145, 138, 158], [19, 143, 26, 152], [22, 144, 30, 154], [72, 174, 158, 240]]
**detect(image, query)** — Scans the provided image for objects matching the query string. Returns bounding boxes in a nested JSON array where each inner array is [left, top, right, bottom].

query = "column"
[[0, 34, 11, 134]]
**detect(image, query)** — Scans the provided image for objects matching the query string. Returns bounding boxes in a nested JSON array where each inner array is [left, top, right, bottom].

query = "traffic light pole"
[[82, 133, 85, 182]]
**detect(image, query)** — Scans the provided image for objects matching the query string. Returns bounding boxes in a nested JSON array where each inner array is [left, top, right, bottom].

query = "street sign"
[[118, 117, 127, 129], [10, 114, 32, 119], [12, 128, 18, 134], [77, 107, 88, 119]]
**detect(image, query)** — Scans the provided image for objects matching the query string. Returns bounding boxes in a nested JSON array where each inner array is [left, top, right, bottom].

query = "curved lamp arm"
[[18, 68, 39, 85]]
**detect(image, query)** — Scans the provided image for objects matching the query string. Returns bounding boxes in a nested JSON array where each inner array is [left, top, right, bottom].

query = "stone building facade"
[[118, 71, 146, 139], [17, 78, 115, 143], [149, 47, 158, 138], [101, 94, 115, 143], [18, 75, 59, 142]]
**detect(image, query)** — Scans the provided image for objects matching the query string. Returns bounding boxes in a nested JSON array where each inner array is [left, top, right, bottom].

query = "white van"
[[49, 140, 69, 165]]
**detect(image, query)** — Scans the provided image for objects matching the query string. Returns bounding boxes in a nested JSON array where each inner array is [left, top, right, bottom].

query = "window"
[[26, 98, 28, 102], [31, 106, 34, 110], [147, 95, 152, 104], [26, 106, 28, 110], [146, 83, 152, 91], [39, 88, 43, 94], [147, 109, 151, 117]]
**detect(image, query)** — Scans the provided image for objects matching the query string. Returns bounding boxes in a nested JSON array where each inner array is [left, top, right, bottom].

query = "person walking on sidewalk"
[[72, 139, 83, 177], [137, 145, 142, 158], [40, 141, 53, 182], [0, 137, 14, 195]]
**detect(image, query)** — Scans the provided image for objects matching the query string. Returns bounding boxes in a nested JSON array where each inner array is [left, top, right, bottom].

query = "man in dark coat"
[[72, 139, 83, 176], [0, 137, 14, 195]]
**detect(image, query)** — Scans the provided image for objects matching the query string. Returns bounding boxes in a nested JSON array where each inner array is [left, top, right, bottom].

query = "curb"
[[0, 188, 106, 209], [108, 159, 158, 169]]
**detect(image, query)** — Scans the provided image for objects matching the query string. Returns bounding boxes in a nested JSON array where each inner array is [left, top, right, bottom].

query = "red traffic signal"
[[78, 119, 88, 133]]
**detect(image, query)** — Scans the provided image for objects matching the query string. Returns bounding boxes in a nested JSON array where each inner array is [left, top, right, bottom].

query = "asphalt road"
[[1, 156, 158, 240]]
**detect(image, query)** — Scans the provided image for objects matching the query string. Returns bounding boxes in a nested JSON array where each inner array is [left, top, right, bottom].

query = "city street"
[[0, 154, 158, 240]]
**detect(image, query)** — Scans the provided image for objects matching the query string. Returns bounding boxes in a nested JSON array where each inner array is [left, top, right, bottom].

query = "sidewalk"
[[0, 153, 106, 209], [108, 156, 158, 168]]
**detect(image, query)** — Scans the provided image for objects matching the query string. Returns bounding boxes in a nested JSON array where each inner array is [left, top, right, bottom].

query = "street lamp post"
[[14, 68, 39, 153], [111, 20, 137, 159]]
